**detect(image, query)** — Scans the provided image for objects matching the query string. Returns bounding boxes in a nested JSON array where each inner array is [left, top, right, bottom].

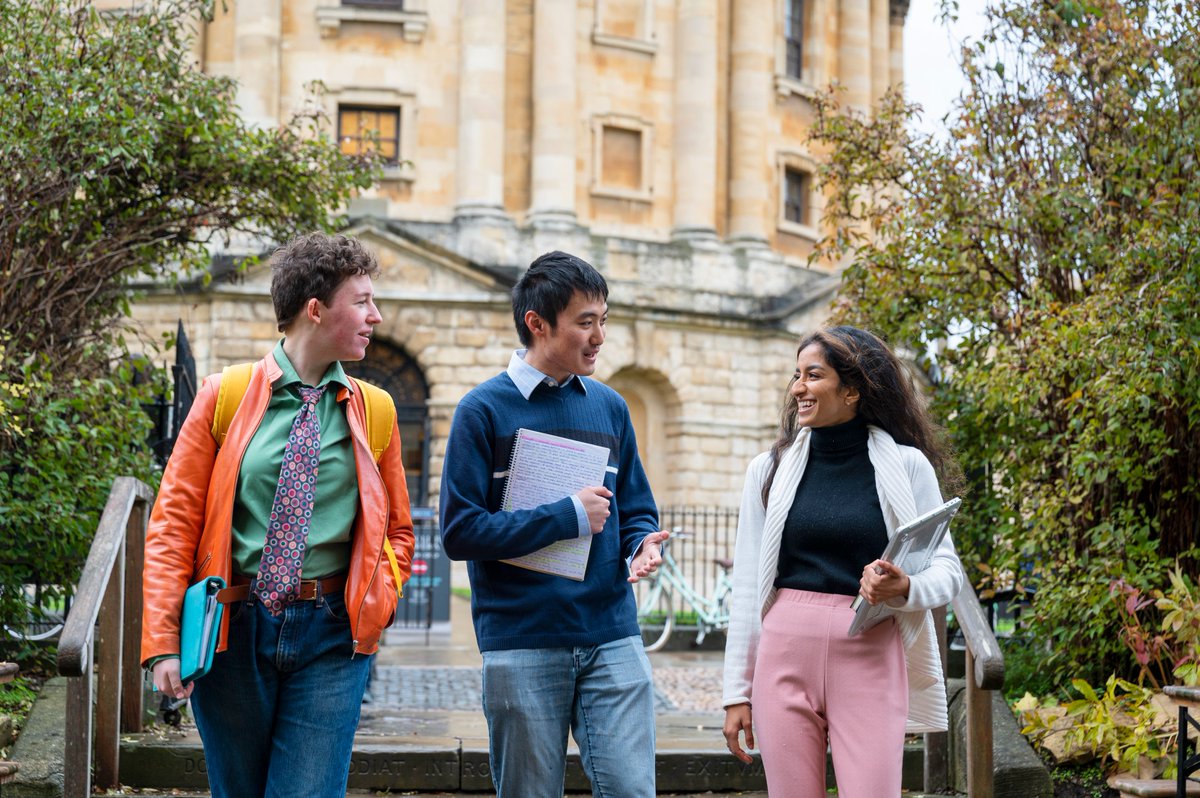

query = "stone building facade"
[[127, 0, 909, 512]]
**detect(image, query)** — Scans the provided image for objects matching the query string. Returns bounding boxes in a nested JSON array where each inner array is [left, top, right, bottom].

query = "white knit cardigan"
[[720, 425, 962, 733]]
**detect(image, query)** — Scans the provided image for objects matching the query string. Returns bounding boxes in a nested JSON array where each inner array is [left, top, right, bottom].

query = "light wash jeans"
[[481, 635, 656, 798], [189, 590, 372, 798]]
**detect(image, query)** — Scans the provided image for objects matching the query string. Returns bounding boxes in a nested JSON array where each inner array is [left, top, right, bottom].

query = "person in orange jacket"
[[141, 233, 414, 798]]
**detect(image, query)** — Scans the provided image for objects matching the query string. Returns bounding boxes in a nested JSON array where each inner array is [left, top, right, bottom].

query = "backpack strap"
[[212, 367, 396, 462], [350, 377, 396, 463], [211, 362, 254, 447]]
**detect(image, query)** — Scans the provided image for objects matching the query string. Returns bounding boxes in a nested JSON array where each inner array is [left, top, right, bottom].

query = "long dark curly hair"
[[760, 325, 960, 507]]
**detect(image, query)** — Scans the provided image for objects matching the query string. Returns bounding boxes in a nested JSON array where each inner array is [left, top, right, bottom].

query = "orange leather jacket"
[[141, 352, 414, 666]]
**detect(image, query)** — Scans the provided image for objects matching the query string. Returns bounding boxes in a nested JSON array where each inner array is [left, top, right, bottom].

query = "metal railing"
[[56, 477, 153, 798]]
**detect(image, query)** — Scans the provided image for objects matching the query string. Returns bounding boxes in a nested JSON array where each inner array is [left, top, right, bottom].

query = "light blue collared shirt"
[[506, 350, 591, 537]]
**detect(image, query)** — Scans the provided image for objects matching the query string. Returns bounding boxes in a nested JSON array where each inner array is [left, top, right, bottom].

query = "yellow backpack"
[[209, 362, 405, 598]]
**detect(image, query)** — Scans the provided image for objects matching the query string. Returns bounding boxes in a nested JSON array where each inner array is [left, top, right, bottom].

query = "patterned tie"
[[254, 384, 327, 615]]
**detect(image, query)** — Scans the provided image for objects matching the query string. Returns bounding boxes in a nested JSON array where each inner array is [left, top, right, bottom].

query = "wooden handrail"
[[56, 476, 154, 798], [953, 572, 1006, 690], [953, 566, 1006, 798]]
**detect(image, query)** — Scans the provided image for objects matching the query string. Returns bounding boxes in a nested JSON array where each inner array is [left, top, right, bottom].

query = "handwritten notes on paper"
[[500, 428, 611, 580]]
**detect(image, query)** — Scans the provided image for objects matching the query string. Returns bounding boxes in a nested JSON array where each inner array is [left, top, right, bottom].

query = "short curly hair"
[[270, 233, 380, 332]]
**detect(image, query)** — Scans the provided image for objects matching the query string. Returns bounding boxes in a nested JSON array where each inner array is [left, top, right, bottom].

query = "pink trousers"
[[751, 589, 908, 798]]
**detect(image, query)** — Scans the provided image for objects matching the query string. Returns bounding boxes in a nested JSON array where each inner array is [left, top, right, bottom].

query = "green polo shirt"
[[231, 341, 358, 579]]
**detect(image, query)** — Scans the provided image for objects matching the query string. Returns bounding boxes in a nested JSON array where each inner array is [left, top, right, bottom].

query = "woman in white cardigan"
[[722, 326, 962, 798]]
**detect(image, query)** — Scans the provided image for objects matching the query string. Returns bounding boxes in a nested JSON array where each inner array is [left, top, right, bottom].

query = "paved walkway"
[[353, 595, 750, 793]]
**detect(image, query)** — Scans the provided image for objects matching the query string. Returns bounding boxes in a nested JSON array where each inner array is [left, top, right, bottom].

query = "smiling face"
[[790, 343, 859, 428], [523, 290, 607, 382], [316, 273, 382, 362]]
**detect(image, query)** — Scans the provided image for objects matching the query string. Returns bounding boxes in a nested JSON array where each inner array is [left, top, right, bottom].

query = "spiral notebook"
[[500, 428, 611, 580]]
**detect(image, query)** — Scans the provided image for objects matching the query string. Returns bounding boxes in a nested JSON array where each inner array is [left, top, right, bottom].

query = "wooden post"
[[925, 604, 949, 792], [965, 647, 994, 798], [122, 499, 147, 733], [64, 640, 93, 798], [95, 549, 125, 788]]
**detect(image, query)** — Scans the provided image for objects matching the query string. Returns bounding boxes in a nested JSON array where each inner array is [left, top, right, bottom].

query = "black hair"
[[511, 251, 609, 347], [761, 325, 961, 506]]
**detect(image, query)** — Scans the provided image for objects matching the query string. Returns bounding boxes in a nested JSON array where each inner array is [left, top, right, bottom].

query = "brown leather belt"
[[216, 573, 347, 604]]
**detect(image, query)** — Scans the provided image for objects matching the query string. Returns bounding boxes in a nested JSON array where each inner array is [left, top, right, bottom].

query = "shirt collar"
[[506, 349, 587, 401], [272, 340, 350, 392]]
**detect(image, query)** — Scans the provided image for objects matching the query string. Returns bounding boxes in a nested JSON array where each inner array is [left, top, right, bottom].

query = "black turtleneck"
[[774, 415, 889, 597]]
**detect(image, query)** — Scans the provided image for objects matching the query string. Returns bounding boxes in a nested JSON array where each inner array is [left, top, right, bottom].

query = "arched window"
[[344, 340, 430, 505]]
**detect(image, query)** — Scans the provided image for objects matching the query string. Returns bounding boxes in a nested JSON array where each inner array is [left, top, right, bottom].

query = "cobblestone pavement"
[[370, 663, 725, 714]]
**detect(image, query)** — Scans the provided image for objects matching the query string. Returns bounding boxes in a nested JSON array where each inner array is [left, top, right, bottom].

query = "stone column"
[[727, 0, 772, 248], [871, 0, 891, 103], [808, 0, 831, 86], [838, 0, 872, 113], [890, 0, 908, 89], [528, 0, 578, 229], [672, 0, 718, 242], [234, 0, 281, 129], [455, 0, 507, 222]]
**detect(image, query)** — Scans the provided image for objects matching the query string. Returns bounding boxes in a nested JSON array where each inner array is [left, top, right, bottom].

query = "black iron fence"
[[389, 505, 738, 636], [649, 505, 740, 599], [141, 321, 196, 466], [393, 507, 450, 629]]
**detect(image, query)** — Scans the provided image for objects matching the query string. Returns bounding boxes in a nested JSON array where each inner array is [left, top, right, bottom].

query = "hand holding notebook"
[[500, 428, 611, 580]]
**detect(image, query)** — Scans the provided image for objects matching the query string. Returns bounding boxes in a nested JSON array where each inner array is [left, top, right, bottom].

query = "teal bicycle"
[[635, 531, 734, 652]]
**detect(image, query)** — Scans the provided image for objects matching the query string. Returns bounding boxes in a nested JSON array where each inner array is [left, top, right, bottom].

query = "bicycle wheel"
[[2, 589, 65, 642], [636, 578, 674, 652]]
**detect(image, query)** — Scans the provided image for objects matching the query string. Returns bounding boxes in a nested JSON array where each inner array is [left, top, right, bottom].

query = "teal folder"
[[179, 576, 225, 684]]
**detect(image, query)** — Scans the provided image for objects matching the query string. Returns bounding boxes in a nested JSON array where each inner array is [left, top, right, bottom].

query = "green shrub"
[[0, 347, 160, 636], [807, 0, 1200, 691]]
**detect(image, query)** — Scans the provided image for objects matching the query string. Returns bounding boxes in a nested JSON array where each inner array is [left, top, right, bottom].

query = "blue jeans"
[[189, 590, 372, 798], [481, 635, 656, 798]]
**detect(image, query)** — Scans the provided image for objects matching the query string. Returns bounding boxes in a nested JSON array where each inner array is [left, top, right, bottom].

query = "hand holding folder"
[[179, 576, 226, 684], [847, 498, 961, 637]]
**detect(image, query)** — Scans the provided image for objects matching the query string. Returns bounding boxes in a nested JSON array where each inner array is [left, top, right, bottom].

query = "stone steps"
[[117, 724, 930, 794]]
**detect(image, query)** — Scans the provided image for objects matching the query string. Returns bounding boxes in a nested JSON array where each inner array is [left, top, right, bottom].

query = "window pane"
[[338, 106, 401, 165], [339, 111, 361, 139], [378, 113, 398, 138], [785, 168, 808, 225], [785, 0, 804, 79]]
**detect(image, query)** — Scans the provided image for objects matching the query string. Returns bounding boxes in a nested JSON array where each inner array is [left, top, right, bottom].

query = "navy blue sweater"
[[439, 373, 659, 651]]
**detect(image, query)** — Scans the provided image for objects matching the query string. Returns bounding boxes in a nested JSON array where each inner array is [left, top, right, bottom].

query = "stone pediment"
[[350, 220, 517, 299], [201, 221, 516, 300]]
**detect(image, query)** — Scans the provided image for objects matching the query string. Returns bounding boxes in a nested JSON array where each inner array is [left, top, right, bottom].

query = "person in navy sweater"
[[440, 250, 669, 798]]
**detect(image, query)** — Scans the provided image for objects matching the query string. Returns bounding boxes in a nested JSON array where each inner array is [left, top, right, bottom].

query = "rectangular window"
[[785, 0, 804, 79], [785, 167, 810, 225], [600, 126, 643, 191], [338, 106, 400, 165]]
